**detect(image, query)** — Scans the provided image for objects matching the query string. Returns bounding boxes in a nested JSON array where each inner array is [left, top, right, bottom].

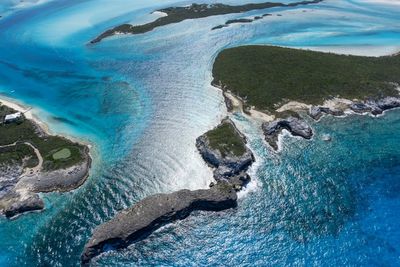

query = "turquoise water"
[[0, 0, 399, 266]]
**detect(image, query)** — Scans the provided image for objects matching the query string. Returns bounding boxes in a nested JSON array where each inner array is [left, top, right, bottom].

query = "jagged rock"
[[262, 117, 313, 150], [309, 106, 344, 120], [4, 193, 44, 218], [349, 102, 372, 113], [81, 184, 237, 265], [350, 97, 400, 116], [222, 92, 234, 112], [377, 97, 400, 110], [229, 172, 251, 191]]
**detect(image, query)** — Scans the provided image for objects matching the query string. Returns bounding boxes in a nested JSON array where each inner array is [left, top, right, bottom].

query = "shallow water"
[[0, 0, 399, 266]]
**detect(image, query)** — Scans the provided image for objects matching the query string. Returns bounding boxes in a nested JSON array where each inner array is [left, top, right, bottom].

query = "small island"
[[212, 45, 400, 149], [90, 0, 323, 43], [81, 118, 254, 265], [211, 13, 273, 31], [0, 100, 91, 218]]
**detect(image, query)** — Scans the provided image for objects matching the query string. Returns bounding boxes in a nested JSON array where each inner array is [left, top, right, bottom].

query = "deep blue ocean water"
[[0, 0, 399, 266]]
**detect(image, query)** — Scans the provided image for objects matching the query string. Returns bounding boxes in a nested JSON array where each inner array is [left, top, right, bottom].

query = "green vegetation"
[[52, 148, 72, 160], [0, 143, 38, 168], [91, 0, 322, 43], [212, 46, 400, 112], [206, 122, 246, 157], [0, 103, 86, 170]]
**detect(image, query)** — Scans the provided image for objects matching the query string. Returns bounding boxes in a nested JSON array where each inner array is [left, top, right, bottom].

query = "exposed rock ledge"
[[261, 96, 400, 151], [81, 184, 237, 265], [81, 118, 254, 264], [310, 96, 400, 120], [1, 147, 91, 218], [262, 117, 313, 150]]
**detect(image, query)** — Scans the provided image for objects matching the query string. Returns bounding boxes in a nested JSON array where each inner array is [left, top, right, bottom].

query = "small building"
[[4, 112, 22, 123]]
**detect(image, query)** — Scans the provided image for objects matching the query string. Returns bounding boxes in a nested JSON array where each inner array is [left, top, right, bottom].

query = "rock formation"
[[262, 117, 313, 150], [196, 118, 254, 190], [81, 184, 237, 265]]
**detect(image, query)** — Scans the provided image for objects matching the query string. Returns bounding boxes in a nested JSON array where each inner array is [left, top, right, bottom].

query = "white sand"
[[248, 109, 275, 122], [223, 91, 243, 110], [300, 45, 400, 57], [224, 91, 275, 122], [322, 98, 354, 110], [276, 101, 311, 112], [151, 11, 168, 17], [0, 95, 51, 135]]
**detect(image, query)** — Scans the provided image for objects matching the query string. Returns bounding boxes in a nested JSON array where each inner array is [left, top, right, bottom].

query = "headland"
[[0, 97, 91, 218]]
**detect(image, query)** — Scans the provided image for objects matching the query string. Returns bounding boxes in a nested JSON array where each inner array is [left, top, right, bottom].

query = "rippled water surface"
[[0, 0, 399, 266]]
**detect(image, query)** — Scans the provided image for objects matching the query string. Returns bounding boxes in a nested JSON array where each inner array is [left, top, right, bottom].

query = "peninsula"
[[212, 45, 400, 149], [0, 100, 91, 218], [90, 0, 323, 43], [81, 118, 254, 264]]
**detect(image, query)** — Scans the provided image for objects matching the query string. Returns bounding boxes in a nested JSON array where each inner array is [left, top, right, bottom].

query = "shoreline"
[[211, 46, 400, 150], [0, 95, 51, 135], [0, 94, 94, 150], [0, 95, 94, 218], [220, 89, 400, 150], [213, 46, 400, 124]]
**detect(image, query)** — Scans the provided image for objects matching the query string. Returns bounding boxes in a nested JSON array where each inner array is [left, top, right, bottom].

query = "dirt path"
[[0, 141, 44, 176], [22, 142, 43, 176], [0, 142, 18, 148]]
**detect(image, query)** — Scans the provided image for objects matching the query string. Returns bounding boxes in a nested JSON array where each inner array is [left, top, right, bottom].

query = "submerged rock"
[[262, 117, 313, 150], [81, 184, 237, 265]]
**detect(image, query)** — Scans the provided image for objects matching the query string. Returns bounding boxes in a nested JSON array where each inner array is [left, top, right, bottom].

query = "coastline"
[[0, 95, 94, 218], [0, 94, 93, 150], [211, 47, 400, 151], [0, 95, 51, 135]]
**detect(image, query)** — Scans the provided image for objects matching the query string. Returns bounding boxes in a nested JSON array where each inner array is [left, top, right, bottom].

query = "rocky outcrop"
[[368, 97, 400, 115], [0, 147, 91, 218], [262, 117, 313, 150], [309, 106, 344, 120], [81, 184, 237, 265], [196, 118, 255, 189], [3, 194, 44, 218], [310, 97, 400, 120]]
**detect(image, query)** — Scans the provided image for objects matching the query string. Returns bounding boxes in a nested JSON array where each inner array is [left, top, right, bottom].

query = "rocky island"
[[0, 100, 91, 218], [212, 45, 400, 150], [81, 118, 254, 265], [90, 0, 323, 43]]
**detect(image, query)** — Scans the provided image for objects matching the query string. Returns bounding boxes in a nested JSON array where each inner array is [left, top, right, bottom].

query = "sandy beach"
[[0, 95, 51, 135], [223, 91, 275, 122], [151, 11, 168, 17]]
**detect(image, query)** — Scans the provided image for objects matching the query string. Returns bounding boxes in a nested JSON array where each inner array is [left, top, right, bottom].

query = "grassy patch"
[[0, 104, 86, 170], [206, 122, 246, 157], [212, 46, 400, 112], [52, 148, 72, 160]]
